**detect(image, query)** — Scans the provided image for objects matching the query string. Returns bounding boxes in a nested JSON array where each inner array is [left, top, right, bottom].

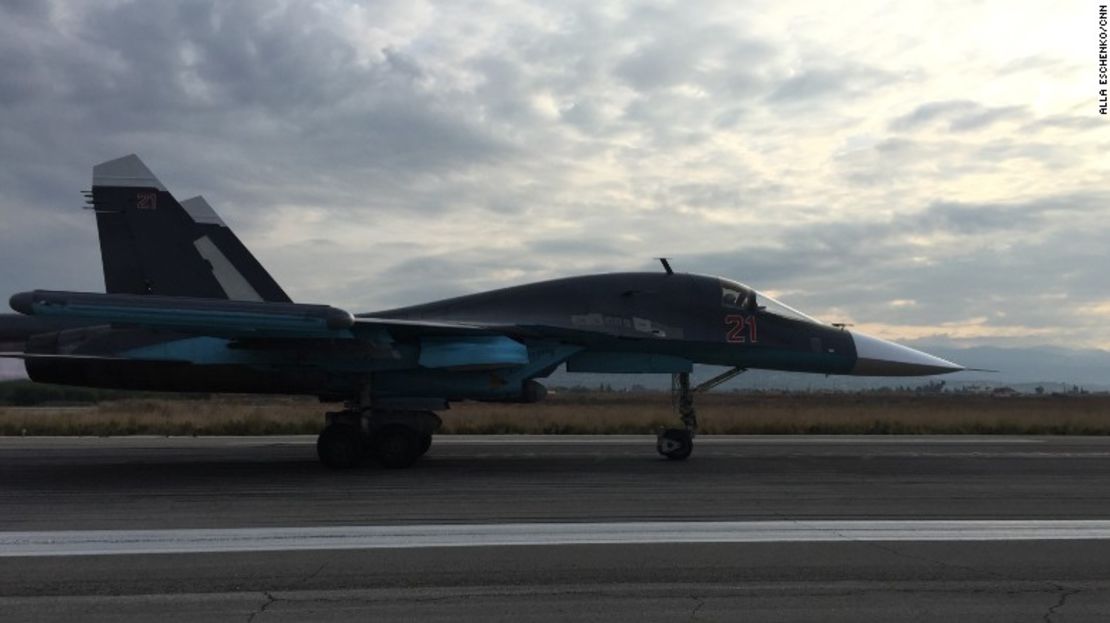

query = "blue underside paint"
[[418, 336, 529, 369], [380, 343, 580, 400], [124, 337, 262, 365]]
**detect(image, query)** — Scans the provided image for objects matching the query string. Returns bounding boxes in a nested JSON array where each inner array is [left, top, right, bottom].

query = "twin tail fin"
[[89, 155, 291, 302]]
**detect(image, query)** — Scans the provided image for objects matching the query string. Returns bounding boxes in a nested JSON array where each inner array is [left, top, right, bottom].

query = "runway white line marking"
[[4, 520, 1110, 557], [432, 437, 1045, 445], [0, 436, 1046, 449]]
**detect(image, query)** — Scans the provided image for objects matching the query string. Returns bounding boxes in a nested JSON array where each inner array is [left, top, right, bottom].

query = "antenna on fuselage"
[[657, 257, 674, 275]]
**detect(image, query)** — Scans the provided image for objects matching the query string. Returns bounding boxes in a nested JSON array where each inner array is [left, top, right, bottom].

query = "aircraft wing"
[[8, 290, 508, 340], [6, 290, 593, 376], [351, 316, 505, 336], [7, 289, 355, 339], [7, 289, 579, 339], [0, 352, 160, 361], [5, 289, 586, 377]]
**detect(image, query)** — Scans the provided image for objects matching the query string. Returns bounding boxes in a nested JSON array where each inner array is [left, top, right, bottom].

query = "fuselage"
[[1, 271, 961, 403], [367, 272, 956, 376], [366, 272, 858, 374]]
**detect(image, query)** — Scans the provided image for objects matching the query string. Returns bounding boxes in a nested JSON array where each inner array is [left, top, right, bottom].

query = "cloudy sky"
[[0, 1, 1105, 349]]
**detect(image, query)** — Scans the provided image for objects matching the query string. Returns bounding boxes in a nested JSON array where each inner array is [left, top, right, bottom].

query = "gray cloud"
[[671, 191, 1109, 347], [889, 100, 1027, 132], [834, 134, 1074, 191], [0, 1, 1106, 350], [768, 65, 895, 103]]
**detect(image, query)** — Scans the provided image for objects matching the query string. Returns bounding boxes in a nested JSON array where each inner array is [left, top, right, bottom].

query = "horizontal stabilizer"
[[0, 352, 186, 364], [10, 290, 353, 339]]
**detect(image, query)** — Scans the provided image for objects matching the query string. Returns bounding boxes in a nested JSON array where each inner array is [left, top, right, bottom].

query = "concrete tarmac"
[[3, 435, 1110, 621]]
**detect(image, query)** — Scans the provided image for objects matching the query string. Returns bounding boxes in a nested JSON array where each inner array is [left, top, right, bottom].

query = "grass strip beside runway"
[[1, 392, 1109, 436]]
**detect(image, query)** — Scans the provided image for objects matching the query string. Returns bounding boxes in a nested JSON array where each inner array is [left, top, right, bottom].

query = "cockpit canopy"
[[719, 279, 821, 324]]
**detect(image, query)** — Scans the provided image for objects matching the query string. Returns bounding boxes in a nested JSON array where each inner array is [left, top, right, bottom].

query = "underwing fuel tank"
[[848, 331, 963, 376]]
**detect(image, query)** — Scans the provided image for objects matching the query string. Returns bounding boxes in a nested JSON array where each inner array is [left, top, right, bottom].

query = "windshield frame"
[[718, 278, 822, 324]]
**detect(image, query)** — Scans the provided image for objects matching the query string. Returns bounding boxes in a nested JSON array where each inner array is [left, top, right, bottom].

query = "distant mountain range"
[[3, 344, 1108, 392], [909, 343, 1110, 389]]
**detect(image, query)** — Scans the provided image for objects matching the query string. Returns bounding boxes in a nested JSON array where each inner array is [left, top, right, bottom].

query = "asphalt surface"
[[3, 435, 1110, 621]]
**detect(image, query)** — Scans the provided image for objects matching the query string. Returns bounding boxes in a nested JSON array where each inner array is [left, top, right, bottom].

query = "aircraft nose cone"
[[849, 331, 963, 376]]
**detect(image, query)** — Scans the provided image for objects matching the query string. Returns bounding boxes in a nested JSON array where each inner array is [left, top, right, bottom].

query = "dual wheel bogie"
[[317, 415, 436, 470]]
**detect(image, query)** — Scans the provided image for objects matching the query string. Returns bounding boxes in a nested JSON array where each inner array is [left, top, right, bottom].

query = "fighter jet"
[[0, 155, 963, 468]]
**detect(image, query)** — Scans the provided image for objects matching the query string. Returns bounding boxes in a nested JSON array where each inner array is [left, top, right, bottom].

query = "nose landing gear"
[[656, 372, 698, 461], [656, 367, 745, 461]]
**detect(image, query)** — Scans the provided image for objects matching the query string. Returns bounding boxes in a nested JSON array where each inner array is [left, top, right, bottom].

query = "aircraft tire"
[[317, 423, 365, 469], [417, 433, 433, 457], [373, 424, 423, 469], [657, 428, 693, 461]]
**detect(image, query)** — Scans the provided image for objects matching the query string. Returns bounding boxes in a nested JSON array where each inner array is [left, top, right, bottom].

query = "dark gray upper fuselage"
[[365, 272, 858, 374]]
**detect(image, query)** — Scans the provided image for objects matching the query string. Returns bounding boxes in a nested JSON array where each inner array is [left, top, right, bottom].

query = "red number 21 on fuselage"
[[725, 315, 758, 343]]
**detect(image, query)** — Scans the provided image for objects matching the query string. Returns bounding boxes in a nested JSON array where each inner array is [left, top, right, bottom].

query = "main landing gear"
[[656, 367, 746, 461], [317, 409, 441, 470]]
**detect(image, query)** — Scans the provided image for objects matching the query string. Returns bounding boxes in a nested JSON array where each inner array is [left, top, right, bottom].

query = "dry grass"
[[444, 393, 1110, 435], [2, 392, 1110, 436], [0, 397, 322, 436]]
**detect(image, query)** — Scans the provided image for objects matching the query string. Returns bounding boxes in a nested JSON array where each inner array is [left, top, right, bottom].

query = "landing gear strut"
[[657, 373, 696, 461], [656, 367, 746, 461], [317, 409, 441, 470]]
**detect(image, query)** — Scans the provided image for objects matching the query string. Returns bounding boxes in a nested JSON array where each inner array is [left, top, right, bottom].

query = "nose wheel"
[[657, 428, 693, 460]]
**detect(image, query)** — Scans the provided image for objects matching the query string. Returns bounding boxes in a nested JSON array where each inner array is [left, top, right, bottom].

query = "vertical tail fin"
[[90, 155, 291, 302]]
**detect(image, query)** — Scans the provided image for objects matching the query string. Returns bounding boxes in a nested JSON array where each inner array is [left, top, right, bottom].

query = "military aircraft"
[[0, 155, 963, 468]]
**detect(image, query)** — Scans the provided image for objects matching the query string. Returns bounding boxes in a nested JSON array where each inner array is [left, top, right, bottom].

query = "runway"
[[3, 435, 1110, 621]]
